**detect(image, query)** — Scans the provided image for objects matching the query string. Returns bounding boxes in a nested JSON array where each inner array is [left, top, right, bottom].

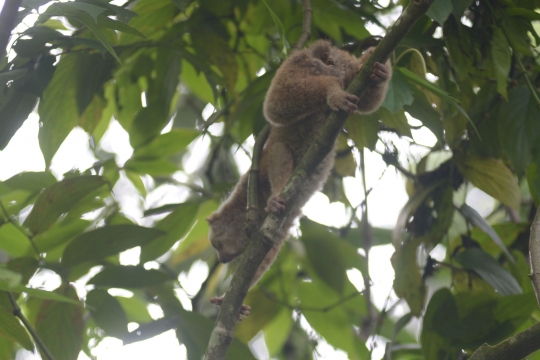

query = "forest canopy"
[[1, 0, 540, 359]]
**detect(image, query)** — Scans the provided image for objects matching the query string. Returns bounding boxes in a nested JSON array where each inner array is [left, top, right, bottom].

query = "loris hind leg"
[[209, 296, 251, 321], [265, 142, 294, 215]]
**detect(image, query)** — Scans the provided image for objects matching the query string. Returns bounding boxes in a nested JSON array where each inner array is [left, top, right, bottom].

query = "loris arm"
[[357, 60, 392, 114], [264, 74, 359, 126]]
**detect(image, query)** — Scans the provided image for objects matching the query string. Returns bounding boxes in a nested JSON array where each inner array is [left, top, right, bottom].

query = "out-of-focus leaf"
[[345, 113, 379, 151], [379, 107, 412, 138], [97, 15, 145, 38], [133, 129, 200, 159], [88, 266, 171, 288], [456, 248, 522, 296], [235, 289, 283, 343], [392, 237, 425, 316], [117, 296, 152, 324], [498, 86, 540, 173], [0, 91, 38, 150], [0, 224, 30, 257], [62, 225, 164, 266], [86, 289, 128, 337], [459, 204, 514, 261], [333, 134, 356, 178], [263, 308, 294, 356], [33, 219, 90, 253], [0, 69, 27, 83], [24, 176, 107, 235], [124, 158, 178, 176], [122, 317, 178, 345], [381, 70, 414, 113], [35, 285, 83, 360], [0, 306, 33, 350], [455, 156, 520, 211], [140, 202, 200, 262], [421, 288, 458, 359], [490, 27, 510, 99], [3, 171, 56, 192], [426, 0, 453, 25], [299, 280, 369, 358], [262, 0, 290, 54]]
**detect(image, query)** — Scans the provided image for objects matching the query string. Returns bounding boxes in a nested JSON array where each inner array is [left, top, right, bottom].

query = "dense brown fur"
[[207, 40, 391, 312]]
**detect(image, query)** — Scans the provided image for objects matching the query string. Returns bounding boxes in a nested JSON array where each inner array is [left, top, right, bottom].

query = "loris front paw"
[[327, 89, 359, 115], [210, 296, 251, 321], [265, 195, 286, 214], [370, 62, 391, 84]]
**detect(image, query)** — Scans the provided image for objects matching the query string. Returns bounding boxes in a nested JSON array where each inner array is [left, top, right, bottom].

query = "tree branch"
[[291, 0, 312, 52], [0, 0, 22, 60], [531, 206, 540, 307], [7, 292, 56, 360], [203, 1, 435, 359], [468, 322, 540, 360]]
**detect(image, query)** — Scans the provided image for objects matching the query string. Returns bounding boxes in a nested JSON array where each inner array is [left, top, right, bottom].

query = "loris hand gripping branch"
[[207, 40, 391, 315]]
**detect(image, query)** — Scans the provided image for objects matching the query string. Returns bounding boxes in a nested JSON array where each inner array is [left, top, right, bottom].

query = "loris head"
[[308, 40, 362, 87], [207, 211, 250, 263]]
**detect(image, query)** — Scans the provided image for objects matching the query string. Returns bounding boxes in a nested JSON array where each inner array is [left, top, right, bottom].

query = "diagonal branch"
[[203, 1, 435, 359]]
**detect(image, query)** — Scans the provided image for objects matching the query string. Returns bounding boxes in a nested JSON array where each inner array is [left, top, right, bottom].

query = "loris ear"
[[206, 212, 218, 224], [310, 39, 332, 62]]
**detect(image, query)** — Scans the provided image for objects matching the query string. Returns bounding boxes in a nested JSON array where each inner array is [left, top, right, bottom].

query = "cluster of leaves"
[[0, 0, 540, 359]]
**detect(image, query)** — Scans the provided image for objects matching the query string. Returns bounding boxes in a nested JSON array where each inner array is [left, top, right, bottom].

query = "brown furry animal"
[[207, 40, 391, 314]]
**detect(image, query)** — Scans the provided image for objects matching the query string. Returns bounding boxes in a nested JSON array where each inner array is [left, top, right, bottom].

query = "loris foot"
[[327, 89, 359, 115], [210, 296, 251, 321], [265, 195, 286, 214], [370, 62, 391, 84]]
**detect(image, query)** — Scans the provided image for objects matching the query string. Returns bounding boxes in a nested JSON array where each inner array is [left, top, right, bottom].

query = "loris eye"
[[324, 57, 335, 66]]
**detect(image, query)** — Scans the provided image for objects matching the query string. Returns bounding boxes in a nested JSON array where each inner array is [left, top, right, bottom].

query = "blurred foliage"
[[1, 0, 540, 358]]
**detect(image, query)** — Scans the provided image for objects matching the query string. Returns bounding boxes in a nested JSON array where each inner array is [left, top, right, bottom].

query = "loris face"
[[309, 40, 362, 88], [207, 211, 249, 263]]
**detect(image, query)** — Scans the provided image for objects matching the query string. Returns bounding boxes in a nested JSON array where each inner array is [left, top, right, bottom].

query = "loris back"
[[207, 40, 392, 287]]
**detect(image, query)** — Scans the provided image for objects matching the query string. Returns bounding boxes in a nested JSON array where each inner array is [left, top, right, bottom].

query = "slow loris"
[[207, 40, 391, 313]]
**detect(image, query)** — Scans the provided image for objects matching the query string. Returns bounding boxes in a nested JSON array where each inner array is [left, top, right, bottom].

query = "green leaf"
[[0, 91, 38, 150], [455, 156, 521, 211], [116, 296, 152, 323], [506, 7, 540, 20], [381, 69, 414, 113], [527, 162, 540, 206], [0, 69, 27, 83], [345, 113, 379, 151], [87, 266, 171, 288], [124, 158, 179, 176], [456, 248, 522, 296], [262, 0, 290, 55], [24, 176, 108, 235], [421, 288, 458, 359], [86, 289, 128, 337], [62, 225, 164, 266], [35, 285, 83, 360], [3, 171, 56, 192], [38, 54, 79, 166], [0, 224, 30, 257], [133, 129, 200, 158], [490, 27, 510, 99], [72, 12, 121, 63], [426, 0, 453, 25], [0, 306, 33, 350], [97, 15, 145, 38], [0, 281, 81, 305], [379, 107, 412, 137], [140, 201, 200, 262], [498, 86, 540, 173], [452, 0, 473, 18], [33, 219, 91, 253], [235, 289, 283, 343], [459, 204, 514, 262], [58, 2, 107, 22]]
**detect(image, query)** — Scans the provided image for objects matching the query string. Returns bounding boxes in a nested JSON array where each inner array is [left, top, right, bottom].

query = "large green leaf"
[[381, 70, 414, 113], [35, 285, 83, 360], [455, 156, 520, 211], [456, 248, 522, 296], [490, 27, 511, 99], [62, 225, 164, 266], [345, 113, 379, 151], [427, 0, 453, 25], [0, 224, 31, 257], [24, 176, 108, 235], [88, 266, 172, 288], [498, 86, 540, 173], [0, 91, 38, 150], [140, 201, 200, 262], [0, 306, 33, 351], [86, 289, 128, 337], [3, 171, 56, 192], [133, 129, 201, 159]]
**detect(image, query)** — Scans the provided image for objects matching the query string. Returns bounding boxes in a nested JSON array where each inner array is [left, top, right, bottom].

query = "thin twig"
[[291, 0, 312, 52], [262, 288, 364, 312], [516, 55, 540, 106], [7, 292, 55, 360]]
